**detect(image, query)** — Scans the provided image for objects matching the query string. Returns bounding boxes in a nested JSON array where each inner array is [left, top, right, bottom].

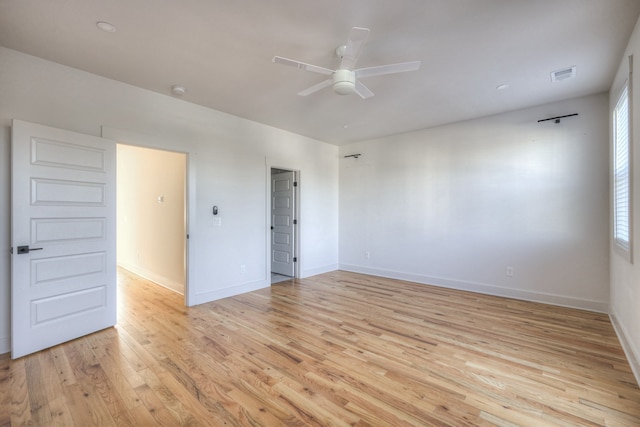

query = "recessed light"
[[496, 84, 510, 90], [96, 21, 116, 33], [171, 85, 187, 96]]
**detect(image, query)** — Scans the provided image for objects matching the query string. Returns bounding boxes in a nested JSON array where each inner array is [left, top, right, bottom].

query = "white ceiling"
[[1, 0, 639, 145]]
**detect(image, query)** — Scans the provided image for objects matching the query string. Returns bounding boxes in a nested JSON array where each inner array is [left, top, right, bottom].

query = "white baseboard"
[[301, 263, 338, 279], [610, 311, 640, 386], [192, 278, 269, 306], [192, 262, 338, 306], [0, 336, 9, 355], [338, 264, 609, 313], [118, 262, 184, 295]]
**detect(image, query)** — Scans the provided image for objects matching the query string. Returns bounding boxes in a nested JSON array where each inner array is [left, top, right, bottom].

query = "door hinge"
[[293, 257, 297, 263], [186, 234, 190, 239], [293, 219, 297, 225], [293, 181, 298, 187]]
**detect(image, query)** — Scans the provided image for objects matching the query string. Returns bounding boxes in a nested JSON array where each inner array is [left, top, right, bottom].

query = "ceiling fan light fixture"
[[273, 27, 419, 98], [333, 69, 355, 95]]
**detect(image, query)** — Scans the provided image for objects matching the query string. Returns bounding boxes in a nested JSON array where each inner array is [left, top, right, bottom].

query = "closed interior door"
[[271, 170, 295, 276], [11, 120, 116, 359]]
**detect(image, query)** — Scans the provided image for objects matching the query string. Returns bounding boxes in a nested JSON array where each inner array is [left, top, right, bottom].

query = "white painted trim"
[[301, 263, 338, 278], [101, 126, 197, 306], [192, 279, 269, 305], [610, 311, 640, 386], [339, 264, 609, 313], [118, 263, 184, 295], [265, 158, 302, 282], [0, 336, 9, 355]]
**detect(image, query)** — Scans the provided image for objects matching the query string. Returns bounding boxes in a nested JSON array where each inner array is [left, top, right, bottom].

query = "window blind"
[[614, 85, 630, 251]]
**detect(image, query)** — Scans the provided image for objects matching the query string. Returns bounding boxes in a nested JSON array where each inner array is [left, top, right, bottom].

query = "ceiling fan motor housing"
[[333, 69, 355, 95]]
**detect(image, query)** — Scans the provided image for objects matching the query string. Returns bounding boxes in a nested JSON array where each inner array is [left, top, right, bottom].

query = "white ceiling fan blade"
[[339, 27, 370, 70], [355, 61, 421, 79], [297, 79, 333, 96], [354, 80, 374, 99], [272, 56, 334, 76]]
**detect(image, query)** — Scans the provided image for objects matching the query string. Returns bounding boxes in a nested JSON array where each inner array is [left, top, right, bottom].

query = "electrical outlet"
[[365, 251, 371, 259], [240, 264, 246, 274], [506, 266, 514, 277]]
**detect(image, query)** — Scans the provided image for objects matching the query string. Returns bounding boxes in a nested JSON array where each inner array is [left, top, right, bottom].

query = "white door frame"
[[265, 159, 301, 281], [116, 144, 188, 295], [270, 170, 296, 277], [102, 126, 196, 306]]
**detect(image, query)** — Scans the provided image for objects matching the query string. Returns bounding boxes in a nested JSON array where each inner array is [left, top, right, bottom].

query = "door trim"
[[270, 170, 296, 276], [266, 159, 301, 282], [101, 126, 196, 306], [117, 144, 188, 295]]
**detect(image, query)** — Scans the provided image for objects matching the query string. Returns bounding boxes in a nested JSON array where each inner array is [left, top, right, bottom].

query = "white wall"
[[0, 47, 339, 354], [610, 15, 640, 382], [117, 145, 186, 294], [339, 94, 610, 312]]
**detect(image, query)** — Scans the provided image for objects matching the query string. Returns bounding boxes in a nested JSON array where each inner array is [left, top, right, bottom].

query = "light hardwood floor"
[[1, 269, 639, 426]]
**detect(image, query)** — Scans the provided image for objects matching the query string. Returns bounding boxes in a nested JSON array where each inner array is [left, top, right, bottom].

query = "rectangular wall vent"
[[551, 66, 577, 82]]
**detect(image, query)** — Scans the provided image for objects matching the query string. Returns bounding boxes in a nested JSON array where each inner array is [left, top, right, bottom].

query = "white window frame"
[[613, 82, 632, 262]]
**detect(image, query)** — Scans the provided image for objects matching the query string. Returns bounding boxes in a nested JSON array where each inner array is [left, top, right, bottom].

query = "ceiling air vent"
[[551, 66, 576, 82]]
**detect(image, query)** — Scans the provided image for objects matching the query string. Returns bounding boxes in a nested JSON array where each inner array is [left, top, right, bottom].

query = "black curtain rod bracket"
[[537, 113, 578, 124], [344, 154, 361, 159]]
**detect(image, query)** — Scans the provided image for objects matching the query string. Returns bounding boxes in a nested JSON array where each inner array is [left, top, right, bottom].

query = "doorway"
[[117, 144, 187, 296], [270, 167, 299, 284]]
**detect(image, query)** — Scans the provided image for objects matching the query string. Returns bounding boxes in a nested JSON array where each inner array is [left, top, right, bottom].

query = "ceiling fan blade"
[[272, 56, 334, 76], [297, 79, 333, 96], [354, 80, 374, 99], [355, 61, 421, 79], [339, 27, 370, 70]]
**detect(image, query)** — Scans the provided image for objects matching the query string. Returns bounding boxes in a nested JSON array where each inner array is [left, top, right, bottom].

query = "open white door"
[[271, 171, 296, 277], [11, 120, 116, 359]]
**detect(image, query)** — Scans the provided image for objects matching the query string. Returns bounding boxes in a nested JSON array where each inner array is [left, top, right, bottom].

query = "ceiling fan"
[[272, 27, 421, 99]]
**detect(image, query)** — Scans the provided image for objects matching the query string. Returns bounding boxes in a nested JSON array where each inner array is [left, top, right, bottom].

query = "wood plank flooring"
[[1, 269, 639, 426]]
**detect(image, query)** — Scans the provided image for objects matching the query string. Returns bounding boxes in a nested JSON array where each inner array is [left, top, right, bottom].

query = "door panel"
[[271, 171, 295, 276], [11, 120, 116, 359], [31, 217, 106, 243], [31, 178, 106, 205]]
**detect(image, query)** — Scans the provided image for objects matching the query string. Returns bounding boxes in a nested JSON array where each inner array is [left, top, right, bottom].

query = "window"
[[613, 84, 631, 259]]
